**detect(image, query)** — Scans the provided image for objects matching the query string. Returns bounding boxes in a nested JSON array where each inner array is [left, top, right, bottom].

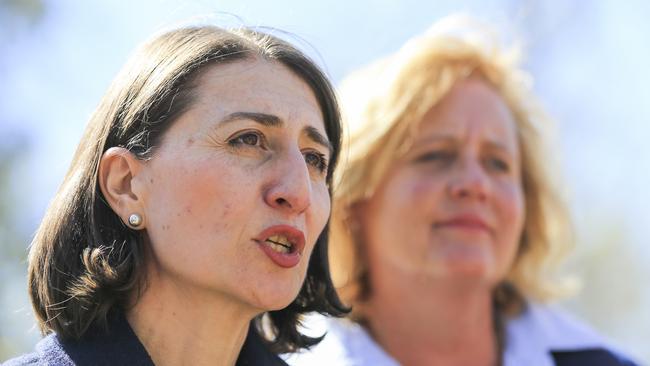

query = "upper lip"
[[253, 225, 306, 254], [434, 214, 492, 233]]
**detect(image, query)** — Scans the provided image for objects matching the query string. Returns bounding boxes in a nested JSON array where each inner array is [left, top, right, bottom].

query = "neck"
[[362, 267, 499, 366], [127, 267, 258, 366]]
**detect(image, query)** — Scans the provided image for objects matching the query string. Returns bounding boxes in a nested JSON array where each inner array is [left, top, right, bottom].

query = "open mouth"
[[254, 225, 306, 268], [265, 235, 295, 254]]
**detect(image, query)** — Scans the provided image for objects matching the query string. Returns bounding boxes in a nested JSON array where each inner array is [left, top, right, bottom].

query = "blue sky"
[[2, 0, 649, 361]]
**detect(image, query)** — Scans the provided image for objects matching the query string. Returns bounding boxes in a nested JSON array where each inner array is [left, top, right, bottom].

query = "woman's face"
[[359, 78, 524, 288], [132, 59, 332, 312]]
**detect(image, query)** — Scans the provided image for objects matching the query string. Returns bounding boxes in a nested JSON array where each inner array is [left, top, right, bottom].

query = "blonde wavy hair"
[[330, 15, 573, 317]]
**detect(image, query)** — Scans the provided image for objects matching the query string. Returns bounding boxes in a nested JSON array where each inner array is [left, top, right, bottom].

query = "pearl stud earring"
[[128, 213, 143, 228]]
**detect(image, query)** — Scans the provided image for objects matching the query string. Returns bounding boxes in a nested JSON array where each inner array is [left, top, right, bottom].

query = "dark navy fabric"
[[552, 348, 641, 366], [2, 313, 287, 366]]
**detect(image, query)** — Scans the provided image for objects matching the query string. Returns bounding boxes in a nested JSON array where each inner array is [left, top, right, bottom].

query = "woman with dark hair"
[[4, 24, 346, 366]]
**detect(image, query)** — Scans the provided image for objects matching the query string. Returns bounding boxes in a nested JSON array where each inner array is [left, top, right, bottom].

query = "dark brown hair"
[[28, 25, 347, 353]]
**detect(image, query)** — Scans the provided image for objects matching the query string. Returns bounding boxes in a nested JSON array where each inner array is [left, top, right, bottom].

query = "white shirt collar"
[[285, 303, 617, 366], [504, 303, 611, 366]]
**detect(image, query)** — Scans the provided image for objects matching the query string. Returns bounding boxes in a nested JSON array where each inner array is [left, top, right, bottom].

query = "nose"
[[263, 149, 312, 214], [448, 157, 489, 201]]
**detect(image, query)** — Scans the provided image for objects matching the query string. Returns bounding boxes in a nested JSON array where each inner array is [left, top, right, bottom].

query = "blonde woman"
[[287, 16, 638, 366]]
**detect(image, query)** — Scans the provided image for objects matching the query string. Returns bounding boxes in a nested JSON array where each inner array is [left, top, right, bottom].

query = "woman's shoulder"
[[2, 351, 41, 365], [2, 333, 65, 366], [283, 316, 398, 366], [2, 329, 153, 366], [2, 313, 154, 366], [505, 302, 640, 366], [2, 353, 40, 366], [4, 318, 288, 366], [3, 353, 40, 365]]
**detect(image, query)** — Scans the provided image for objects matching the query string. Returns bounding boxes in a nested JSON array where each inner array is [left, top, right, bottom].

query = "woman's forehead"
[[415, 79, 518, 147], [191, 59, 325, 128], [153, 59, 328, 148]]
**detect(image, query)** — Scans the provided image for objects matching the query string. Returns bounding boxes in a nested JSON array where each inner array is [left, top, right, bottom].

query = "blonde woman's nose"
[[447, 158, 489, 201]]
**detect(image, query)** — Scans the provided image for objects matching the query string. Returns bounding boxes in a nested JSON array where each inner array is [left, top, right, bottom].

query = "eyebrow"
[[414, 135, 514, 154], [219, 112, 282, 127], [219, 111, 332, 154], [484, 140, 513, 154], [304, 126, 332, 154]]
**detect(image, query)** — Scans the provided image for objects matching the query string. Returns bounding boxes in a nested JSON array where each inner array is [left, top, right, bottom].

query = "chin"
[[436, 259, 497, 282], [248, 280, 303, 312], [255, 293, 299, 312], [433, 243, 495, 274]]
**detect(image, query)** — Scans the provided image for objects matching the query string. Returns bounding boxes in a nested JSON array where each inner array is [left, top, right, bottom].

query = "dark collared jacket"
[[2, 313, 287, 366]]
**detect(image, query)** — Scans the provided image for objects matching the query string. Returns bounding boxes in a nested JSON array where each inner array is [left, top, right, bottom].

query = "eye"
[[485, 157, 510, 172], [304, 150, 329, 174], [414, 150, 454, 164], [228, 131, 265, 148]]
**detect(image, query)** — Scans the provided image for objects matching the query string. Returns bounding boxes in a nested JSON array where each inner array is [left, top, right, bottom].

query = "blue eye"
[[304, 151, 328, 174]]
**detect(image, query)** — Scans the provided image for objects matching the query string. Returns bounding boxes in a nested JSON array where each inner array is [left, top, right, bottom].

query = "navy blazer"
[[2, 313, 287, 366]]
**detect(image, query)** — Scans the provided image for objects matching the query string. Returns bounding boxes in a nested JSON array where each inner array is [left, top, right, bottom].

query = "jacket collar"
[[33, 312, 287, 366]]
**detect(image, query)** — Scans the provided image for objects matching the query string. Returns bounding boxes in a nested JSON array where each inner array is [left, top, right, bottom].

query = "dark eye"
[[304, 151, 328, 174], [228, 131, 263, 148]]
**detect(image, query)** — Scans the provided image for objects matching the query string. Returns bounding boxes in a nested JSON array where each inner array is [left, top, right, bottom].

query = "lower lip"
[[257, 241, 302, 268]]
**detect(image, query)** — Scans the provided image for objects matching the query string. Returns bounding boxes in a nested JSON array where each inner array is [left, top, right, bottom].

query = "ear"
[[98, 147, 146, 229]]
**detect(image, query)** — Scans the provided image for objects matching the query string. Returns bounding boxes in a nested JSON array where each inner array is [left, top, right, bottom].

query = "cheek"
[[495, 182, 526, 246], [384, 172, 442, 216], [410, 174, 442, 200], [145, 157, 245, 243], [362, 172, 438, 246]]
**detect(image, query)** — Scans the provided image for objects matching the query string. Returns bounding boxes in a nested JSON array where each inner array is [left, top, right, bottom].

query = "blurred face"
[[359, 78, 524, 288], [132, 59, 332, 312]]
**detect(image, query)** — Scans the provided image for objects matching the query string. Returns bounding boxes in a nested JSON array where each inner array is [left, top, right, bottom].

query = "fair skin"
[[99, 59, 332, 366], [358, 78, 525, 366]]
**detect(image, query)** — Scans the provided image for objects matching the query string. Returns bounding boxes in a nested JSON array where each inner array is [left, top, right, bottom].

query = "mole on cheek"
[[186, 137, 195, 147]]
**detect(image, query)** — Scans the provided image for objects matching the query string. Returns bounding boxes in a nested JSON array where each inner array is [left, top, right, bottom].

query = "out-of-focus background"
[[1, 0, 649, 363]]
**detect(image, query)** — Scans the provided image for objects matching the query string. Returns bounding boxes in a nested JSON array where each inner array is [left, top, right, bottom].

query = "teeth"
[[268, 235, 292, 246], [266, 235, 293, 254], [268, 242, 291, 254]]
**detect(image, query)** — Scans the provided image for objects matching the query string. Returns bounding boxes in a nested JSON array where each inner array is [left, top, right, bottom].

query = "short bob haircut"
[[28, 25, 347, 353], [329, 15, 573, 318]]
